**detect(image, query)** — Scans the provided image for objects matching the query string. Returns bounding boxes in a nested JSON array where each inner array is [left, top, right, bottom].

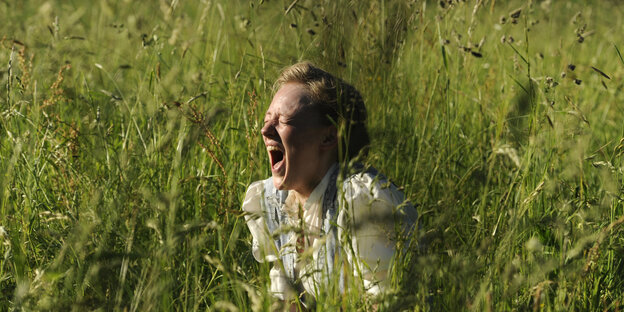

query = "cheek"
[[288, 131, 321, 158], [282, 133, 307, 159]]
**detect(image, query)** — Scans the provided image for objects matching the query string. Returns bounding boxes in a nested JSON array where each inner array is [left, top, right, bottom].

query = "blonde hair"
[[275, 62, 370, 161]]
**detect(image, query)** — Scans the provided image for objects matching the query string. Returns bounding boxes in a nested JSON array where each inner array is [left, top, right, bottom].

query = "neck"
[[293, 160, 337, 206]]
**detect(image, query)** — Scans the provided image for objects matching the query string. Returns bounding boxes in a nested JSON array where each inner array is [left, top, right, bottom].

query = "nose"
[[261, 121, 276, 138]]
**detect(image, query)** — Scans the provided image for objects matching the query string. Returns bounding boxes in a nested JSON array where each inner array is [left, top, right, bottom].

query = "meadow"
[[1, 0, 624, 310]]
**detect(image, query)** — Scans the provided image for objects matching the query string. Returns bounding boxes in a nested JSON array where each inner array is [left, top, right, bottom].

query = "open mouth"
[[267, 145, 284, 171]]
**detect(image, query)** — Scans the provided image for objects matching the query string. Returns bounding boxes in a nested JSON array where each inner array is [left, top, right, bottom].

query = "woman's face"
[[261, 83, 332, 195]]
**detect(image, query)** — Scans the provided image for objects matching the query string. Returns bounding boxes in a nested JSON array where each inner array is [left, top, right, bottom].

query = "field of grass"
[[1, 0, 624, 310]]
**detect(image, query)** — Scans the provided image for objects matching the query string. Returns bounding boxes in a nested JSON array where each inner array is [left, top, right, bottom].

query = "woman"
[[243, 62, 417, 307]]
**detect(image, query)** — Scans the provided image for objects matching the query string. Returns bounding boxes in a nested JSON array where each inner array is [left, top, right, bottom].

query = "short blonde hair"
[[275, 62, 370, 161]]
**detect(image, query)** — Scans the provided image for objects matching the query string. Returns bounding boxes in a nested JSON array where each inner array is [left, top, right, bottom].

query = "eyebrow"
[[263, 111, 281, 124]]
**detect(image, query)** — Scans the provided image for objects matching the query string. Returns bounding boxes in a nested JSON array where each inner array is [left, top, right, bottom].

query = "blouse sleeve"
[[242, 180, 278, 262], [338, 172, 417, 296], [242, 181, 297, 300]]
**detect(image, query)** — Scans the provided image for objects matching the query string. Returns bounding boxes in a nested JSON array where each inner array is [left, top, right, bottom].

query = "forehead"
[[266, 83, 314, 117]]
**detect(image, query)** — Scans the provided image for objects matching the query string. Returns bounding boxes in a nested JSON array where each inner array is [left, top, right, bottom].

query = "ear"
[[320, 125, 338, 150]]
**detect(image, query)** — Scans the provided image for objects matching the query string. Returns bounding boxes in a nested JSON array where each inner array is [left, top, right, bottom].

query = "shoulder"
[[242, 180, 266, 213], [245, 180, 265, 194], [341, 168, 405, 206], [340, 167, 418, 228]]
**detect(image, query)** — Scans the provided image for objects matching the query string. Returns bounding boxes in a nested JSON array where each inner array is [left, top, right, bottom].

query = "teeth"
[[267, 146, 281, 152]]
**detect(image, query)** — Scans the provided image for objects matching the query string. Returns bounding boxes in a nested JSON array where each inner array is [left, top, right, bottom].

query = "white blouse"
[[242, 165, 415, 300]]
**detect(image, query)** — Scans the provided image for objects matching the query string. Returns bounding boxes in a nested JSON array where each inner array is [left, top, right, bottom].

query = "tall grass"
[[1, 0, 624, 310]]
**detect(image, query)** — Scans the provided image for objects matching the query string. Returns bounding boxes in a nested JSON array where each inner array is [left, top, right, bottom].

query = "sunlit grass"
[[1, 0, 624, 310]]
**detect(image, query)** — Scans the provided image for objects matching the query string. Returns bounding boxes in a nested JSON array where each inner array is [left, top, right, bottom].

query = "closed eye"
[[263, 115, 276, 125]]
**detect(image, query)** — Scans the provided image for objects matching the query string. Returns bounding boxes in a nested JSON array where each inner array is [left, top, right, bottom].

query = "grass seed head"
[[510, 8, 522, 19]]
